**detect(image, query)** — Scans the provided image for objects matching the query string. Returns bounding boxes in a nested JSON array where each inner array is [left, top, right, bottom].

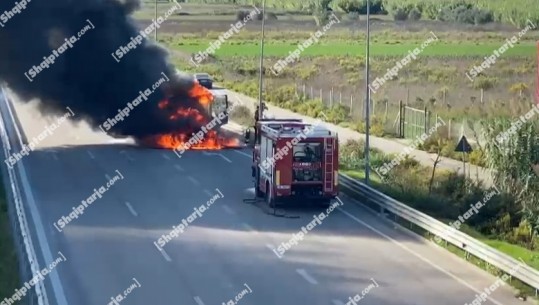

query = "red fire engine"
[[246, 118, 339, 207]]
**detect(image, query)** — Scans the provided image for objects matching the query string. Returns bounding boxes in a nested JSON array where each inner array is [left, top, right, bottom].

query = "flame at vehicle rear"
[[138, 82, 239, 150]]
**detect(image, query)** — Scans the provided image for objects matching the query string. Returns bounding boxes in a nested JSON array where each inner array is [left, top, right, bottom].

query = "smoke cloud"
[[0, 0, 209, 137]]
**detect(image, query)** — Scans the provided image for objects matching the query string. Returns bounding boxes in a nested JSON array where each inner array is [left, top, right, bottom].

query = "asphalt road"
[[3, 89, 522, 305]]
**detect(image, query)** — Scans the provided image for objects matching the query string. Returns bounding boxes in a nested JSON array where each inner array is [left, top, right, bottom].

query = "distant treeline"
[[173, 0, 538, 28]]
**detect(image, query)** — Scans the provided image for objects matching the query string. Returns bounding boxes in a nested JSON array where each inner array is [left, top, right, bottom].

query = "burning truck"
[[139, 77, 238, 150]]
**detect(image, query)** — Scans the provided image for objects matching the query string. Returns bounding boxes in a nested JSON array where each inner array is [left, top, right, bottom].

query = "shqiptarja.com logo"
[[0, 0, 31, 27]]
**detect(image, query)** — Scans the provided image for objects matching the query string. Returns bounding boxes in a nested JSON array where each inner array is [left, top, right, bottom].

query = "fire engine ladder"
[[324, 137, 334, 192]]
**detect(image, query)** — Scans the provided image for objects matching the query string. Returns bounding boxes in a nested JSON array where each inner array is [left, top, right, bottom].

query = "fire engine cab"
[[246, 119, 339, 208]]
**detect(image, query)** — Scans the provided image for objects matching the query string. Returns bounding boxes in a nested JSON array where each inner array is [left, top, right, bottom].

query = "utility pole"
[[364, 0, 371, 184], [154, 0, 158, 41], [257, 0, 266, 119]]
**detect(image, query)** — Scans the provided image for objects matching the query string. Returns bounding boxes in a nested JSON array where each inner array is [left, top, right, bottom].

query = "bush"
[[436, 3, 493, 25], [313, 9, 331, 25], [347, 11, 360, 21], [337, 0, 362, 13], [393, 8, 408, 21], [408, 7, 421, 21], [255, 10, 264, 20], [266, 12, 278, 20], [474, 9, 494, 25], [236, 10, 249, 21]]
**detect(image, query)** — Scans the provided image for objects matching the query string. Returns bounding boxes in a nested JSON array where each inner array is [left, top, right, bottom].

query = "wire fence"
[[295, 82, 491, 144]]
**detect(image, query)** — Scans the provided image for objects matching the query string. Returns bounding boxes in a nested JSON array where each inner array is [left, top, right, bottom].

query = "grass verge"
[[340, 167, 537, 299], [0, 184, 20, 302]]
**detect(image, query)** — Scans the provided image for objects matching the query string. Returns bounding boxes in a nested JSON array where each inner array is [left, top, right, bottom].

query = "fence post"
[[449, 119, 452, 139], [350, 95, 353, 115], [339, 91, 342, 104], [424, 106, 428, 133], [330, 87, 333, 107], [310, 86, 313, 98], [443, 90, 446, 106], [320, 88, 323, 101], [302, 84, 306, 96], [384, 100, 389, 122], [398, 100, 402, 137], [480, 88, 484, 104], [401, 101, 406, 138]]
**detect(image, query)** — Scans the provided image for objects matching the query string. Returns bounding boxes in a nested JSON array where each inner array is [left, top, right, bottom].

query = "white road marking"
[[234, 150, 251, 158], [52, 153, 58, 160], [218, 153, 232, 163], [162, 153, 171, 160], [125, 202, 138, 216], [194, 296, 205, 305], [332, 300, 345, 305], [296, 269, 318, 285], [337, 207, 505, 305], [126, 154, 135, 162], [105, 174, 111, 180], [265, 244, 276, 252], [157, 247, 172, 262], [221, 204, 235, 215], [174, 164, 184, 172], [203, 189, 213, 196], [203, 151, 232, 163], [188, 176, 200, 186], [87, 151, 95, 159], [2, 88, 69, 305]]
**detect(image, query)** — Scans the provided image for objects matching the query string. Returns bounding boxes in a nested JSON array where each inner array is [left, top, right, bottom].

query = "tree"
[[481, 118, 539, 245]]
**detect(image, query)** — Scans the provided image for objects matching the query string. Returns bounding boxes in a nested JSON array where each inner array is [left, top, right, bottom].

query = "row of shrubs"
[[339, 139, 536, 250], [390, 2, 494, 24], [236, 0, 492, 25]]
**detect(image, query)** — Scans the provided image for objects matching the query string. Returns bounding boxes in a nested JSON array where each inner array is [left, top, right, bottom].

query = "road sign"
[[455, 135, 473, 153]]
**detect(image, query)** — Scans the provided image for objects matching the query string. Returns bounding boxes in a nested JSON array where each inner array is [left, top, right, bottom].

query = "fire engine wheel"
[[265, 182, 276, 208]]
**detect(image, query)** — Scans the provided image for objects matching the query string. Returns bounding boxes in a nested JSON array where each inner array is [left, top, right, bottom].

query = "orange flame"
[[141, 82, 238, 150]]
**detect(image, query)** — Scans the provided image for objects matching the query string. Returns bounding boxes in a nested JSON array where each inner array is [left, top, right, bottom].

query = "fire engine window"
[[261, 136, 268, 163], [293, 143, 321, 162], [266, 139, 273, 166]]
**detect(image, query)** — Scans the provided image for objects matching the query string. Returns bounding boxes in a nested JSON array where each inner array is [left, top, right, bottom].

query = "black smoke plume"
[[0, 0, 209, 137]]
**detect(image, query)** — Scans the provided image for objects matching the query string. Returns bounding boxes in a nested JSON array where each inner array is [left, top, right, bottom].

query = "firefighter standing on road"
[[254, 105, 260, 140]]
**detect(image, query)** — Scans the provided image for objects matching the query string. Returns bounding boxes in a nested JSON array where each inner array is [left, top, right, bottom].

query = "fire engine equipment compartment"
[[292, 143, 322, 182]]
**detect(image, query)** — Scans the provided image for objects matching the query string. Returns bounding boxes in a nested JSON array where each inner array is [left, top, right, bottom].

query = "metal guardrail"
[[0, 88, 48, 305], [339, 172, 539, 293]]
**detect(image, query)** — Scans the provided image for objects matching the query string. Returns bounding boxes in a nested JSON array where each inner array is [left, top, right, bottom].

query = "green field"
[[175, 41, 536, 57]]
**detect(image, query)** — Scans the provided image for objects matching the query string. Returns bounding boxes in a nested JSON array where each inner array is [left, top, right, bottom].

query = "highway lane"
[[4, 91, 523, 305]]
